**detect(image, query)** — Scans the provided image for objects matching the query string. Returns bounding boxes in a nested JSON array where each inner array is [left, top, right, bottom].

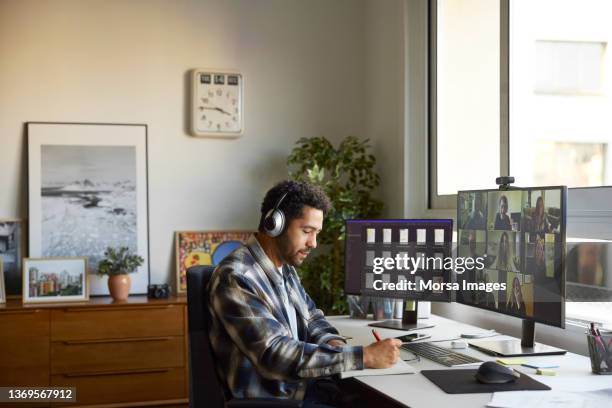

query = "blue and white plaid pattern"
[[208, 234, 363, 400]]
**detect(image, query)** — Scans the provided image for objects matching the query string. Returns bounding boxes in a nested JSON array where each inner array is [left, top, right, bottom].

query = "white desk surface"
[[329, 314, 610, 408]]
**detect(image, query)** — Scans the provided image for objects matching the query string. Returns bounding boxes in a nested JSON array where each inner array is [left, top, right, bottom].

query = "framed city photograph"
[[0, 258, 5, 304], [175, 230, 252, 294], [0, 219, 26, 298], [27, 122, 150, 296], [22, 257, 89, 304]]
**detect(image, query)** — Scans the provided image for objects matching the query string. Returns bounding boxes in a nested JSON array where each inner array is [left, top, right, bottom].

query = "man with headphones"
[[208, 180, 401, 407]]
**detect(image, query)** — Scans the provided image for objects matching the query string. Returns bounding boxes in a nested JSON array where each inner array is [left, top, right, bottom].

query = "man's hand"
[[327, 339, 347, 347], [363, 338, 401, 368]]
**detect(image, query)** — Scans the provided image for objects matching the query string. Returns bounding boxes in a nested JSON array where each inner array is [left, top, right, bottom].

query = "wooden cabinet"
[[0, 296, 189, 407], [0, 309, 50, 387]]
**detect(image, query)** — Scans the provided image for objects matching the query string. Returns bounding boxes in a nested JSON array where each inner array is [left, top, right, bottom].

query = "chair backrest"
[[187, 265, 226, 408]]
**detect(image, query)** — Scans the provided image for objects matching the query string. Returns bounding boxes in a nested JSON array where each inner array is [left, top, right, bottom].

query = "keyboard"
[[401, 342, 482, 367]]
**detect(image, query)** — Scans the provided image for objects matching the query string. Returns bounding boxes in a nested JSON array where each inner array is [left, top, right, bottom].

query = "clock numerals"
[[194, 71, 242, 135]]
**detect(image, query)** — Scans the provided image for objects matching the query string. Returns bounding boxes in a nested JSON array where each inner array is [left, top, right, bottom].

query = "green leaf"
[[288, 135, 383, 314]]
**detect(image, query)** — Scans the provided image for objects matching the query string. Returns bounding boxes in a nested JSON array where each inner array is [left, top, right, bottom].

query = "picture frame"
[[0, 219, 26, 298], [175, 230, 252, 294], [27, 122, 150, 296], [22, 257, 89, 304], [0, 258, 5, 304]]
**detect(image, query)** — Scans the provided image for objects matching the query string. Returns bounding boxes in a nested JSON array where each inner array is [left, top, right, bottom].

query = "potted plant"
[[97, 247, 144, 301], [287, 136, 383, 314]]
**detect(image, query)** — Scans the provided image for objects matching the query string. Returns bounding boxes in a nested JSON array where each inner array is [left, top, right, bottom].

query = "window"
[[432, 0, 612, 203], [432, 0, 501, 200], [509, 0, 612, 188]]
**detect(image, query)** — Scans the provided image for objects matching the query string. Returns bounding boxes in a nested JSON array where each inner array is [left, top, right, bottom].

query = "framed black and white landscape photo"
[[27, 123, 150, 296]]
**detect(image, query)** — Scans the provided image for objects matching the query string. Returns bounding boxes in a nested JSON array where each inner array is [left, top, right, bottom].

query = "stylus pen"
[[372, 329, 381, 342]]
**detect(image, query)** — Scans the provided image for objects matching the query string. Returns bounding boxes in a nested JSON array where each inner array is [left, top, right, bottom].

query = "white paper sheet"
[[487, 388, 612, 408]]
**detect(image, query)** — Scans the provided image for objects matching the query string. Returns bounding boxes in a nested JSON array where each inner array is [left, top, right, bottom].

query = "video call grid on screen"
[[344, 219, 453, 301], [456, 186, 567, 328]]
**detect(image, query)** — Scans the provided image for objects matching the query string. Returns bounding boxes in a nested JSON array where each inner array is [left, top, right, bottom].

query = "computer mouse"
[[475, 361, 521, 384]]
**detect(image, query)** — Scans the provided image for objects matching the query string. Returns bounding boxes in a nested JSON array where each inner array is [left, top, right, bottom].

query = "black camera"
[[147, 284, 171, 299]]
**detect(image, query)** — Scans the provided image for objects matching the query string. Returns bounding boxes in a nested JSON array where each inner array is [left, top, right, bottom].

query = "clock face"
[[192, 70, 243, 137]]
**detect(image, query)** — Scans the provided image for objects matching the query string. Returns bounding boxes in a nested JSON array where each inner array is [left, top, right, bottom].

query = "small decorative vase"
[[108, 274, 131, 301]]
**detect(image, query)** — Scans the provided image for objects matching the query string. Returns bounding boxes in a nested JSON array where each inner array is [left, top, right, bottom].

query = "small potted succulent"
[[97, 247, 144, 301]]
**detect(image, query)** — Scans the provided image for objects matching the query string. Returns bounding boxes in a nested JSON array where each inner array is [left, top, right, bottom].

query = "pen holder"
[[586, 332, 612, 375]]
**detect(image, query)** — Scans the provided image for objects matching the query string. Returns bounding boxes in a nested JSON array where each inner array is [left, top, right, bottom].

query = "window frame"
[[428, 0, 510, 210]]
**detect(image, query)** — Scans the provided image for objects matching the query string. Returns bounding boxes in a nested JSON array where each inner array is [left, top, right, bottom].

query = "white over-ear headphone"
[[263, 191, 288, 238]]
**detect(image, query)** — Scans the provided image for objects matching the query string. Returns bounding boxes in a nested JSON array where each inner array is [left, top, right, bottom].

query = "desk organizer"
[[587, 331, 612, 374]]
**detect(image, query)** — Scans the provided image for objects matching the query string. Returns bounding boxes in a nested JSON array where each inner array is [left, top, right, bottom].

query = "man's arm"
[[301, 288, 348, 346], [209, 268, 363, 381]]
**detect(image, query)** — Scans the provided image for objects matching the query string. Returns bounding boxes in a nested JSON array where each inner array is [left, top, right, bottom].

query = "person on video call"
[[506, 276, 526, 315], [207, 180, 401, 407], [465, 193, 485, 229], [534, 235, 547, 276], [483, 273, 497, 308], [496, 231, 513, 271], [493, 195, 512, 230], [530, 196, 550, 233]]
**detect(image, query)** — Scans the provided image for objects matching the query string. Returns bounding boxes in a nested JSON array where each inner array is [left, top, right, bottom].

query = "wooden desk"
[[0, 296, 189, 407]]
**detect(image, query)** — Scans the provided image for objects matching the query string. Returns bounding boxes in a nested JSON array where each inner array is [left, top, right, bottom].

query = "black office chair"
[[186, 265, 302, 408]]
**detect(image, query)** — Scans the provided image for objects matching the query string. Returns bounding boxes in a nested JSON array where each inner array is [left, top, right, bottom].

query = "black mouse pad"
[[420, 369, 551, 394]]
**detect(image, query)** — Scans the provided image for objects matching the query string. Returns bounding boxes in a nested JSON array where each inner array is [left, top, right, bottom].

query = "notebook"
[[340, 359, 415, 379]]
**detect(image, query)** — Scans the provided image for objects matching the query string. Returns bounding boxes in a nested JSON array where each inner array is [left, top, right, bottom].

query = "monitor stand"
[[468, 320, 567, 357], [368, 301, 435, 331]]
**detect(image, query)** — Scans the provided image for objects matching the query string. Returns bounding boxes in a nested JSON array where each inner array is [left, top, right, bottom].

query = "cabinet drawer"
[[51, 304, 184, 341], [51, 335, 185, 374], [0, 309, 49, 337], [51, 367, 186, 405], [0, 310, 50, 387]]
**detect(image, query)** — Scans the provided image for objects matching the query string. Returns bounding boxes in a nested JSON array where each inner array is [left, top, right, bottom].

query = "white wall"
[[364, 0, 405, 218], [0, 0, 367, 287]]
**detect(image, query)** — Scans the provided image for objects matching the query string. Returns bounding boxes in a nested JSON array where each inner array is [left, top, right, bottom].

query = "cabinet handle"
[[64, 368, 170, 377], [63, 305, 175, 312], [63, 336, 172, 345]]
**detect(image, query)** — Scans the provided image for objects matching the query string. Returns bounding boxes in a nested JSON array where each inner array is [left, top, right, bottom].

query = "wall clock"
[[191, 69, 243, 137]]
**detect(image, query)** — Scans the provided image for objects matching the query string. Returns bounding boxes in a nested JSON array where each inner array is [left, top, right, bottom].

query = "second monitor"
[[344, 219, 454, 330]]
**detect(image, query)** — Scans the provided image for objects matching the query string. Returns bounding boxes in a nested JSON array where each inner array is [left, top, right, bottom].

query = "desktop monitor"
[[456, 186, 567, 356], [344, 219, 453, 330]]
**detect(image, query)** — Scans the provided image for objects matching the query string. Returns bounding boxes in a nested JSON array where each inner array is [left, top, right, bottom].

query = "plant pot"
[[108, 274, 131, 301]]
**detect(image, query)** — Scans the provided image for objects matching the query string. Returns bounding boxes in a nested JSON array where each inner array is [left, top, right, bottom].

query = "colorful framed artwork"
[[27, 122, 150, 296], [22, 257, 89, 304], [175, 231, 252, 294], [0, 219, 26, 298]]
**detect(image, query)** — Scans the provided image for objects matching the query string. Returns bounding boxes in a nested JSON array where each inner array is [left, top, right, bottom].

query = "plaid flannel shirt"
[[208, 234, 364, 400]]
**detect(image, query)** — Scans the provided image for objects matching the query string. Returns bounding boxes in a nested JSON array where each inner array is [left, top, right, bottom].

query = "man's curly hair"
[[258, 180, 332, 233]]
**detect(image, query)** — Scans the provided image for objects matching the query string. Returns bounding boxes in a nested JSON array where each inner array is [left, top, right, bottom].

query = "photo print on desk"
[[27, 123, 150, 296], [0, 219, 26, 297]]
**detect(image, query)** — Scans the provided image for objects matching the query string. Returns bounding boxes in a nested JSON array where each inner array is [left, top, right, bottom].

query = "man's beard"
[[277, 235, 310, 267]]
